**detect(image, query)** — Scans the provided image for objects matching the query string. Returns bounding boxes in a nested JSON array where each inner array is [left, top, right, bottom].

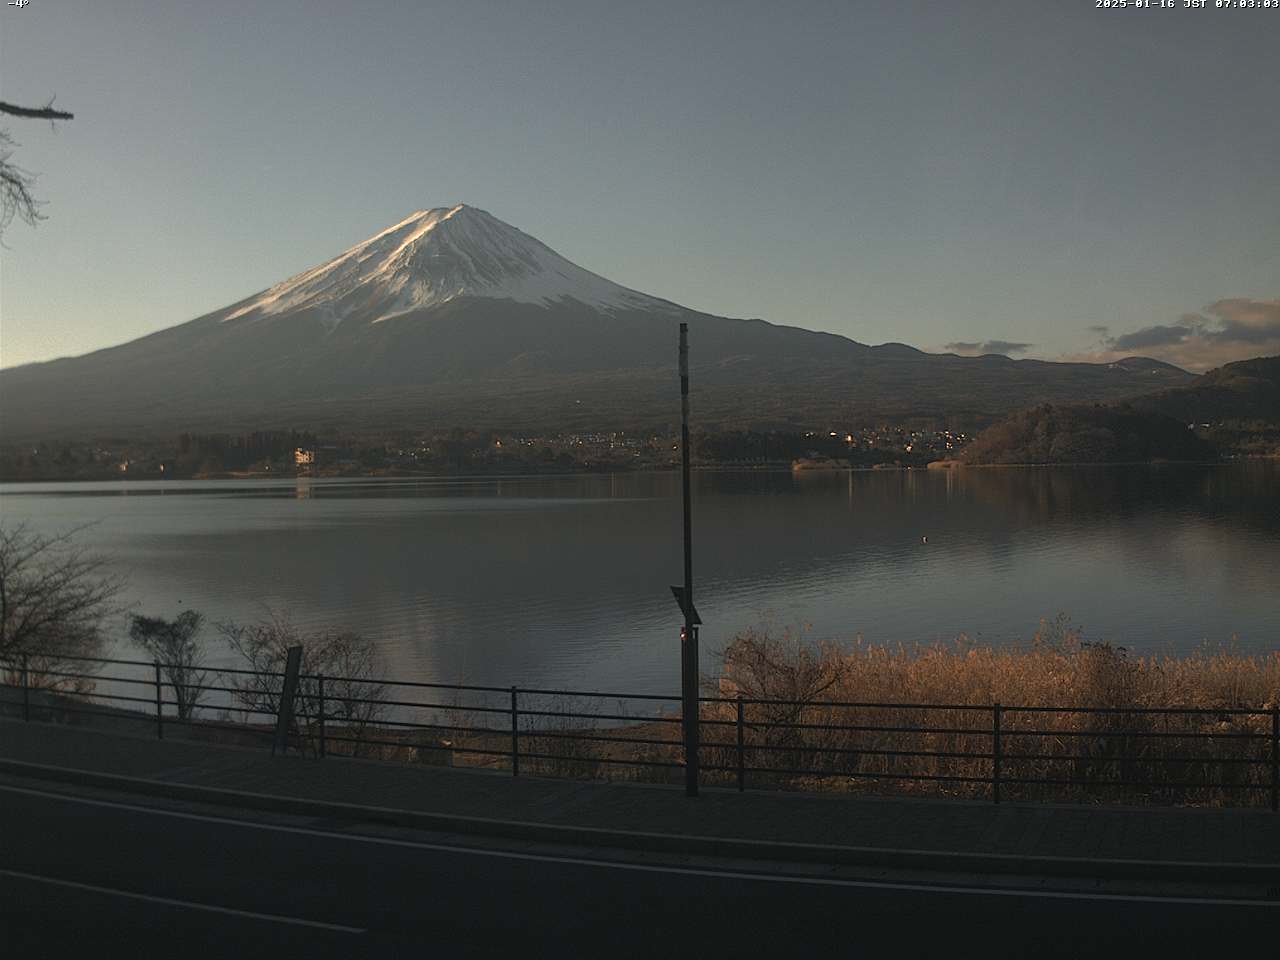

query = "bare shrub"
[[129, 610, 208, 720], [0, 523, 125, 695], [521, 695, 604, 779], [713, 619, 852, 786], [712, 614, 1280, 804], [218, 611, 387, 757], [717, 619, 847, 710]]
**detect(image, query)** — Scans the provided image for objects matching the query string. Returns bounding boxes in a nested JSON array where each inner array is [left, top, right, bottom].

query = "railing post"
[[272, 647, 303, 757], [154, 660, 164, 740], [510, 686, 520, 777], [736, 695, 746, 792], [21, 652, 30, 722], [317, 674, 326, 759], [992, 702, 1002, 804], [1271, 707, 1278, 814]]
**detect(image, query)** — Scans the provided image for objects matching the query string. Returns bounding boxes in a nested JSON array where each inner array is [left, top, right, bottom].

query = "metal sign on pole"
[[272, 645, 304, 757], [669, 585, 701, 625], [677, 322, 700, 797]]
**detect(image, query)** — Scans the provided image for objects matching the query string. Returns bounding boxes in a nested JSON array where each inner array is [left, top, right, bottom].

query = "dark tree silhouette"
[[0, 524, 124, 691], [129, 611, 209, 721], [219, 612, 388, 757], [0, 98, 74, 236], [0, 101, 75, 122]]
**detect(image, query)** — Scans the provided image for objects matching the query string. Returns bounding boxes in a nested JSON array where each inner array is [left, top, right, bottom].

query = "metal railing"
[[2, 652, 1277, 810]]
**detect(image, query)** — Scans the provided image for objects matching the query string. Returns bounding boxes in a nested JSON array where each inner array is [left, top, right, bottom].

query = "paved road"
[[2, 778, 1274, 958], [7, 719, 1279, 870]]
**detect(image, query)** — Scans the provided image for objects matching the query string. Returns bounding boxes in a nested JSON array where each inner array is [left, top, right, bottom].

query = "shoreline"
[[4, 457, 1274, 484]]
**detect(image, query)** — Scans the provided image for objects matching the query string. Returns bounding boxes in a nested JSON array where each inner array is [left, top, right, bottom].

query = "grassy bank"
[[255, 619, 1280, 806], [6, 617, 1277, 807], [716, 617, 1279, 716], [699, 617, 1279, 804]]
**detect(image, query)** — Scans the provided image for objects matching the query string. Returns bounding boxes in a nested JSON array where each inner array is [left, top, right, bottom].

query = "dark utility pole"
[[679, 322, 700, 797]]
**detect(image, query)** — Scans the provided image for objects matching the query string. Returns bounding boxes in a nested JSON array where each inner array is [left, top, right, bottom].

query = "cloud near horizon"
[[1062, 298, 1280, 373], [944, 339, 1034, 357]]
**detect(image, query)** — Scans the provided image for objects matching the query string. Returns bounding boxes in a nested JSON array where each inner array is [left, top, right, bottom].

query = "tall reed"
[[700, 616, 1279, 804]]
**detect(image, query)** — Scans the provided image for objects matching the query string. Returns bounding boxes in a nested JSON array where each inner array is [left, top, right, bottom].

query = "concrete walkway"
[[3, 718, 1278, 877]]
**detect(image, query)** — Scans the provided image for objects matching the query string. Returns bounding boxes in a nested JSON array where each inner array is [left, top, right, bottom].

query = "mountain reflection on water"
[[2, 463, 1276, 693]]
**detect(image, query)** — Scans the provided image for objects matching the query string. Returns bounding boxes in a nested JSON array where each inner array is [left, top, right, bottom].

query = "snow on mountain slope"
[[224, 204, 680, 326], [0, 203, 1202, 442]]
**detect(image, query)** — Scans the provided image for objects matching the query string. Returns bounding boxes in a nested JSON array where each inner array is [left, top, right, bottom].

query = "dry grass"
[[716, 615, 1279, 712], [333, 616, 1278, 807], [701, 616, 1280, 805], [7, 615, 1275, 807]]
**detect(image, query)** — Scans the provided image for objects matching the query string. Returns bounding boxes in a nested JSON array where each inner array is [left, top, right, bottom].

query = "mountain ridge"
[[961, 355, 1280, 464], [1134, 355, 1280, 423], [0, 205, 1197, 441]]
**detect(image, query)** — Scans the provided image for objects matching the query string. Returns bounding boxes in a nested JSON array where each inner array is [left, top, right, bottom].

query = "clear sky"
[[1, 0, 1276, 372]]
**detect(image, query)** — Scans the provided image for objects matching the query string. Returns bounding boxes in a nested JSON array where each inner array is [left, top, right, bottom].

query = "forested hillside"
[[962, 404, 1214, 465], [1135, 355, 1280, 423]]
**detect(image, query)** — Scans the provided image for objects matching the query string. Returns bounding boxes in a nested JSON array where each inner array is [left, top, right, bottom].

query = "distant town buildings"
[[0, 423, 979, 481]]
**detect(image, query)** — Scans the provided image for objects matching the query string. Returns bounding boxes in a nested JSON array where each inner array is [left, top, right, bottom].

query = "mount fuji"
[[0, 205, 1192, 439], [221, 205, 679, 325]]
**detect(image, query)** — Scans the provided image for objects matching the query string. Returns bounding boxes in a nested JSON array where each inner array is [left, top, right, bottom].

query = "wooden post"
[[271, 646, 303, 757]]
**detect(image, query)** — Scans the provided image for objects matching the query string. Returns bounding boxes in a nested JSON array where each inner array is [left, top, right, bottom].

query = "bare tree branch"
[[0, 100, 74, 121], [0, 131, 43, 233], [0, 97, 74, 238], [130, 611, 208, 720], [0, 524, 126, 689], [219, 610, 387, 757]]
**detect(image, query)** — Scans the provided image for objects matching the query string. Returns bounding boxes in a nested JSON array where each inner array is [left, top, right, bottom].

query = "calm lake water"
[[2, 465, 1277, 693]]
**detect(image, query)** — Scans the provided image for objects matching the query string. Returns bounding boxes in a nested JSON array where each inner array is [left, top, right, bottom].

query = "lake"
[[2, 464, 1276, 694]]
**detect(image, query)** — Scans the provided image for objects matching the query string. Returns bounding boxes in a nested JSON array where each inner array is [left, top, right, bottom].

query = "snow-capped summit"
[[225, 204, 676, 325], [0, 203, 1197, 442]]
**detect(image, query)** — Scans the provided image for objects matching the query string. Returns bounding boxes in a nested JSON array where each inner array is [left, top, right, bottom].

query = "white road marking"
[[2, 781, 1275, 908], [0, 867, 366, 934]]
